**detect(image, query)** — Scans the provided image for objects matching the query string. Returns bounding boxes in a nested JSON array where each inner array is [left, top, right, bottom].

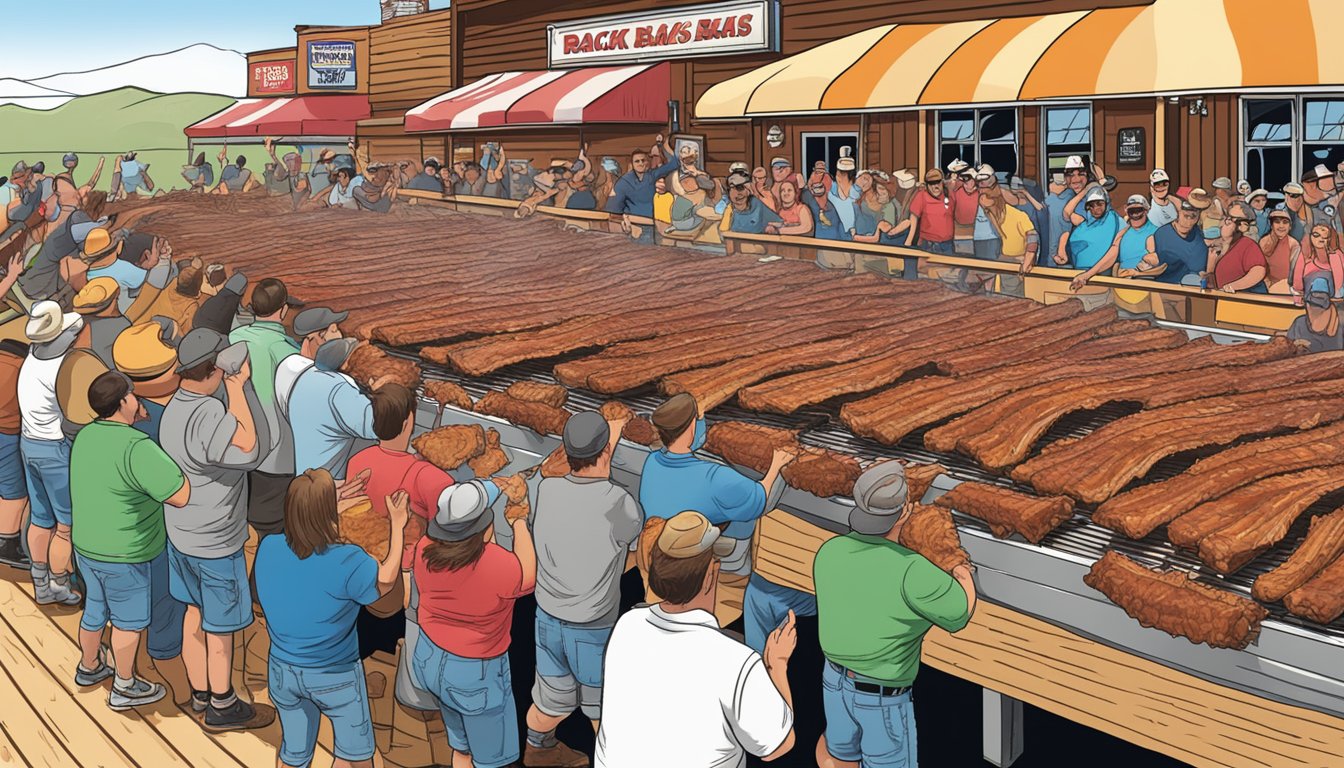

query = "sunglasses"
[[1066, 170, 1087, 177], [1151, 181, 1169, 187], [729, 183, 749, 191], [1286, 193, 1302, 199]]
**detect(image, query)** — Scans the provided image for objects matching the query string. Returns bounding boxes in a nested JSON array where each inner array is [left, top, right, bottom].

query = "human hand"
[[1293, 338, 1312, 350], [1069, 275, 1087, 292], [494, 474, 528, 503], [1019, 259, 1034, 275], [1053, 251, 1069, 266], [369, 374, 397, 391], [763, 610, 797, 670], [6, 249, 25, 276], [225, 358, 251, 387], [338, 469, 371, 500], [386, 490, 410, 531], [771, 445, 797, 469], [607, 415, 631, 434]]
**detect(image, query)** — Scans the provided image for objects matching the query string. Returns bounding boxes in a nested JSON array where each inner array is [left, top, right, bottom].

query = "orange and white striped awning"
[[697, 0, 1344, 118]]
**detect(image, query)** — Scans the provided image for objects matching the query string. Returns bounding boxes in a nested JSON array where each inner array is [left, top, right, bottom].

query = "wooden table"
[[754, 510, 1344, 768]]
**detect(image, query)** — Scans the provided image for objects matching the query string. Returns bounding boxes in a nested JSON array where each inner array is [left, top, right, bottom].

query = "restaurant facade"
[[188, 0, 1343, 210]]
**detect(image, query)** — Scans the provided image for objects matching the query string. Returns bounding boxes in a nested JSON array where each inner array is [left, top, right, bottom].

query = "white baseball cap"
[[1125, 194, 1149, 210], [947, 158, 970, 175], [1149, 168, 1170, 183], [974, 164, 996, 180], [1064, 155, 1086, 170]]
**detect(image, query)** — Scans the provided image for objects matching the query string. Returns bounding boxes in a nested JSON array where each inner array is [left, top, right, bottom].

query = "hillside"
[[1, 44, 245, 109], [0, 87, 234, 152]]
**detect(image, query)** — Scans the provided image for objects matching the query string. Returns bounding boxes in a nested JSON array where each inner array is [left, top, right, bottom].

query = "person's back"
[[533, 474, 640, 625], [256, 534, 376, 666], [288, 362, 374, 479]]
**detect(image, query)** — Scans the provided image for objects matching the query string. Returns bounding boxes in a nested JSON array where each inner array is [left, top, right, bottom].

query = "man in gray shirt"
[[524, 409, 641, 766], [159, 328, 272, 732]]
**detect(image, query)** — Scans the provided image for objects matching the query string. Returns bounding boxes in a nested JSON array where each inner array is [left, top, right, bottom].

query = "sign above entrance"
[[250, 60, 295, 95], [547, 0, 779, 68]]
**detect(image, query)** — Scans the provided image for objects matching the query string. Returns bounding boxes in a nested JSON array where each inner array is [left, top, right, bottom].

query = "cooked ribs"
[[413, 424, 486, 470], [1011, 377, 1344, 504], [475, 391, 570, 436], [1094, 421, 1344, 539], [781, 449, 863, 499], [345, 343, 423, 391], [905, 462, 946, 503], [339, 498, 390, 560], [934, 483, 1073, 545], [701, 422, 799, 475], [540, 447, 571, 478], [505, 381, 569, 409], [1083, 552, 1267, 650], [424, 380, 473, 412], [1283, 553, 1344, 624], [599, 401, 660, 447], [1172, 465, 1344, 574], [467, 429, 511, 477], [1252, 508, 1344, 602], [898, 505, 970, 573]]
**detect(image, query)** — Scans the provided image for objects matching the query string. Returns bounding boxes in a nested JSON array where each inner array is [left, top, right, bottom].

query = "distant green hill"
[[0, 87, 278, 194]]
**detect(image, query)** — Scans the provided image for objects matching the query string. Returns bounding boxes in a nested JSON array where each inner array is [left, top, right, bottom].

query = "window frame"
[[800, 131, 860, 177], [1039, 103, 1094, 182], [936, 107, 1020, 181], [1239, 94, 1344, 200]]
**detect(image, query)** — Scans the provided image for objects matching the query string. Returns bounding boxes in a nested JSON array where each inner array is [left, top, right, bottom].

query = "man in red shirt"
[[1211, 201, 1269, 294], [950, 163, 980, 255], [904, 170, 955, 254]]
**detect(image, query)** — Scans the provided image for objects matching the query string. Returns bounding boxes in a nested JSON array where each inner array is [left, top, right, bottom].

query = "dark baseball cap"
[[248, 278, 304, 316], [292, 307, 348, 337], [314, 338, 359, 372], [562, 411, 610, 459], [175, 328, 229, 372]]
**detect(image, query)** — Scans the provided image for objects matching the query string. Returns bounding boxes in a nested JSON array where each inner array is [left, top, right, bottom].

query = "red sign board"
[[251, 60, 296, 95]]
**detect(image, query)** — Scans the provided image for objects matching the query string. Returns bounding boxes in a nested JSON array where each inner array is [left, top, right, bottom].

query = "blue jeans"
[[533, 608, 611, 720], [919, 240, 953, 255], [742, 573, 817, 653], [0, 432, 26, 500], [20, 436, 71, 528], [167, 545, 253, 634], [268, 658, 375, 765], [412, 636, 519, 768], [821, 661, 918, 767], [77, 548, 184, 659]]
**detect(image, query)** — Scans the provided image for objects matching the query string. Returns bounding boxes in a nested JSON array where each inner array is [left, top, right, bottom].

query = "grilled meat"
[[467, 429, 510, 477], [412, 424, 486, 470], [898, 504, 970, 573], [475, 391, 570, 436], [1253, 508, 1344, 603], [345, 343, 422, 391], [424, 380, 473, 412], [506, 381, 569, 409], [934, 482, 1073, 545]]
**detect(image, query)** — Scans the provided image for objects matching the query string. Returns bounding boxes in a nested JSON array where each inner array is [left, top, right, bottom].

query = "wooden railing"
[[396, 188, 1302, 333]]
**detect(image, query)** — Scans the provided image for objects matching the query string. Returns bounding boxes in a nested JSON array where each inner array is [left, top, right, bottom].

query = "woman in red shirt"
[[768, 180, 814, 236], [1291, 225, 1344, 305], [1259, 209, 1300, 293], [412, 486, 536, 768]]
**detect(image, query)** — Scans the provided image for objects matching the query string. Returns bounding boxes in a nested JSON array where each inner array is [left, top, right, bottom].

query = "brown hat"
[[73, 277, 121, 315], [651, 393, 697, 444], [924, 169, 944, 183], [1185, 188, 1213, 210], [656, 511, 736, 559]]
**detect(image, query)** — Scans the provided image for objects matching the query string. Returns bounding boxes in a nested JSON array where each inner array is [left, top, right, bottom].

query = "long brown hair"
[[284, 469, 340, 559], [979, 186, 1007, 229], [1305, 224, 1342, 265], [422, 531, 488, 573]]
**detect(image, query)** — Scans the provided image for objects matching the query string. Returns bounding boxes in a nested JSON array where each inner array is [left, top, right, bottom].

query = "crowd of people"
[[0, 154, 977, 766]]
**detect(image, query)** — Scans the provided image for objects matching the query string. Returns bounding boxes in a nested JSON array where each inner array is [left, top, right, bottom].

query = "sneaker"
[[202, 699, 276, 732], [191, 691, 209, 715], [34, 577, 82, 606], [108, 678, 166, 711], [0, 537, 29, 570], [524, 740, 591, 767], [74, 645, 115, 688]]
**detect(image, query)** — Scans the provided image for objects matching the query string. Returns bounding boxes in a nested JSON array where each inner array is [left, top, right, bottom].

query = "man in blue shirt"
[[723, 172, 783, 235], [604, 136, 680, 240], [804, 180, 848, 241], [1044, 155, 1091, 263], [639, 393, 805, 652], [287, 338, 377, 480]]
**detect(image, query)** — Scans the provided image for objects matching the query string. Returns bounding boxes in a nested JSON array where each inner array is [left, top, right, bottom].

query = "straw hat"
[[80, 227, 123, 263], [73, 277, 121, 316], [1185, 188, 1214, 210], [26, 301, 82, 344], [112, 320, 182, 399], [56, 349, 109, 426]]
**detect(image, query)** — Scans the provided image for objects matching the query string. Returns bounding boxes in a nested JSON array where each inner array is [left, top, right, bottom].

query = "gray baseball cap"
[[314, 338, 358, 372], [563, 411, 609, 459], [292, 307, 348, 338], [175, 328, 228, 372], [427, 480, 495, 542], [848, 461, 911, 535]]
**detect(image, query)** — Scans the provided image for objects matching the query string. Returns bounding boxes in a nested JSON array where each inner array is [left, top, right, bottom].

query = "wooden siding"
[[370, 9, 454, 114], [297, 27, 371, 96], [1174, 94, 1238, 191], [1097, 98, 1159, 207]]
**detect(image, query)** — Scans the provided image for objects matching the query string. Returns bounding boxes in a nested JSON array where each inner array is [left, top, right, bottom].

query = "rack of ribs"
[[1092, 421, 1344, 540], [412, 424, 486, 471], [1253, 508, 1344, 602], [1283, 554, 1344, 624], [600, 401, 660, 447], [898, 505, 970, 573], [701, 421, 800, 476], [345, 343, 423, 391], [781, 449, 863, 499], [475, 391, 570, 436], [904, 462, 946, 503], [540, 447, 571, 478], [1010, 377, 1344, 504], [1083, 552, 1267, 650], [934, 482, 1074, 545], [467, 429, 510, 477], [505, 381, 569, 409], [424, 380, 473, 412]]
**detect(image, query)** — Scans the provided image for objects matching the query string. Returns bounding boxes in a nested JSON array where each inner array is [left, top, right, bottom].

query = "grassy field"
[[0, 87, 301, 194]]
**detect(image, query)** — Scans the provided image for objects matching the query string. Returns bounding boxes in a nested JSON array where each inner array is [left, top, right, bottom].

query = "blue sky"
[[2, 0, 450, 80]]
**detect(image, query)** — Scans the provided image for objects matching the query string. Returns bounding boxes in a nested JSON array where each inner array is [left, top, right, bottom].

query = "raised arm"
[[1070, 228, 1126, 290], [571, 144, 591, 186]]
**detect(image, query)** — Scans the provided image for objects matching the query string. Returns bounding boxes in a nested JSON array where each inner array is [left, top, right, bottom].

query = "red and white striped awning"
[[185, 95, 371, 138], [405, 63, 669, 132]]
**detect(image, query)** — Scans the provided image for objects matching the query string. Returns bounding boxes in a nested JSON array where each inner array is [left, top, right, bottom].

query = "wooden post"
[[917, 110, 928, 178], [983, 688, 1026, 767], [1154, 96, 1166, 171]]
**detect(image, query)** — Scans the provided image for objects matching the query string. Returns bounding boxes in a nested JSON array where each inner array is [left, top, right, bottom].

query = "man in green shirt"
[[813, 462, 977, 768], [71, 371, 191, 712]]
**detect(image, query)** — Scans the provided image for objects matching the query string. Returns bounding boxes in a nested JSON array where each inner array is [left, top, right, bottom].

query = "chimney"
[[381, 0, 428, 21]]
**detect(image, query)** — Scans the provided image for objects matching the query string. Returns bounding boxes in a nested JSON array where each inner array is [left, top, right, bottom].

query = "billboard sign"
[[308, 40, 357, 89], [250, 60, 296, 95], [548, 0, 778, 68]]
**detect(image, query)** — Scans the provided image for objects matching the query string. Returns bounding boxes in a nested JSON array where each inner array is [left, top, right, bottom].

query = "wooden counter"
[[754, 510, 1344, 768]]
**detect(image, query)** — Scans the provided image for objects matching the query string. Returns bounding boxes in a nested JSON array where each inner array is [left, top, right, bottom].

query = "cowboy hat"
[[73, 277, 121, 315], [1185, 188, 1214, 210], [80, 227, 123, 263], [26, 301, 82, 344], [57, 348, 110, 426], [112, 320, 181, 398]]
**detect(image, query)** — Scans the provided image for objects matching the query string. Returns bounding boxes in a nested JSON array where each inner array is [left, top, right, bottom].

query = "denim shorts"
[[167, 545, 253, 634], [412, 636, 519, 768], [0, 432, 26, 501], [821, 661, 918, 767], [77, 548, 185, 661], [21, 436, 71, 528], [533, 608, 611, 720], [268, 657, 375, 765]]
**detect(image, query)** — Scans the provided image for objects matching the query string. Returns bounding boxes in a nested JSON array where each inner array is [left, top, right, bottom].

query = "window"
[[1042, 105, 1092, 179], [801, 133, 859, 177], [937, 108, 1018, 181], [1241, 96, 1344, 199]]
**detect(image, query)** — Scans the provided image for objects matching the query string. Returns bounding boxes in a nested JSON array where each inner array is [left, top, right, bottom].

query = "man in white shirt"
[[1148, 168, 1179, 228], [273, 306, 346, 419], [596, 511, 797, 768]]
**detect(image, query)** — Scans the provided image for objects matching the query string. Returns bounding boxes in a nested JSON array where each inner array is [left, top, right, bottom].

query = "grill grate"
[[388, 344, 1344, 638]]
